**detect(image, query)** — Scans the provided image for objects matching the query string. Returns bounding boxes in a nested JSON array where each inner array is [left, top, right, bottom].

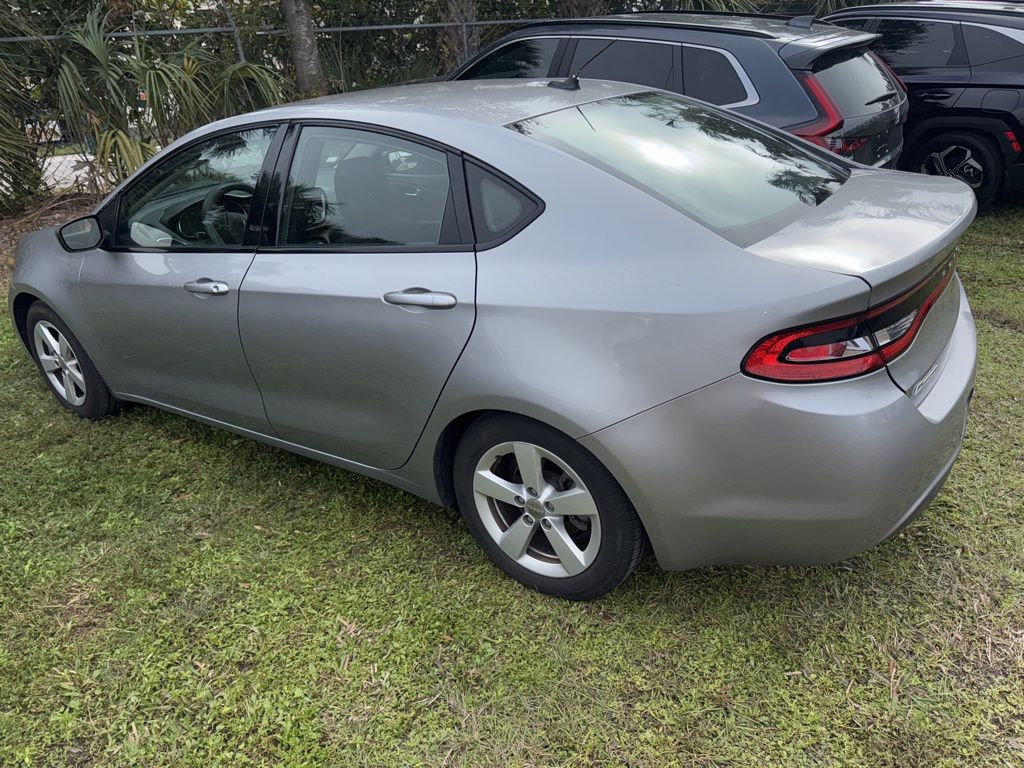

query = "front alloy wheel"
[[33, 320, 87, 406], [453, 414, 646, 600]]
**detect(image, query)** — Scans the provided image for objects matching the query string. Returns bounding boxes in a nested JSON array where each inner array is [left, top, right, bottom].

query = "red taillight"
[[742, 257, 956, 383], [1005, 130, 1021, 153], [793, 71, 844, 151]]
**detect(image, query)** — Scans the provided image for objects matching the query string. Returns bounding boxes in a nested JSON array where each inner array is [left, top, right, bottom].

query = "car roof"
[[828, 1, 1024, 17], [252, 79, 643, 128]]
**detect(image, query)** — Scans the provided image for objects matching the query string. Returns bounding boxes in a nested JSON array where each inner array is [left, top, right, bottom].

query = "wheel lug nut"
[[544, 501, 554, 512], [527, 487, 537, 497], [514, 495, 525, 506], [523, 514, 534, 526], [541, 518, 553, 530]]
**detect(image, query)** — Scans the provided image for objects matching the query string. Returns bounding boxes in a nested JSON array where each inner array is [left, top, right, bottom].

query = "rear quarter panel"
[[411, 131, 872, 461]]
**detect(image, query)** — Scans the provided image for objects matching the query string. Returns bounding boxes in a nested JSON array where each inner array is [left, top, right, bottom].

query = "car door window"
[[460, 38, 562, 79], [280, 125, 453, 248], [115, 126, 276, 249], [833, 18, 872, 31], [568, 39, 675, 90], [682, 46, 749, 105], [874, 19, 957, 68]]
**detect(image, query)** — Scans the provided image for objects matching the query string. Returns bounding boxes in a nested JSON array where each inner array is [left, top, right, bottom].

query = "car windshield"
[[508, 91, 849, 246]]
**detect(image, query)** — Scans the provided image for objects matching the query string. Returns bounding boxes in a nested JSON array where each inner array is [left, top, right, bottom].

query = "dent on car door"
[[79, 124, 282, 431], [237, 123, 476, 470]]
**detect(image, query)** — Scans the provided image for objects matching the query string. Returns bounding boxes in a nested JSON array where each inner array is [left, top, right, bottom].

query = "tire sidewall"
[[26, 303, 115, 419], [453, 414, 643, 600], [910, 131, 1003, 209]]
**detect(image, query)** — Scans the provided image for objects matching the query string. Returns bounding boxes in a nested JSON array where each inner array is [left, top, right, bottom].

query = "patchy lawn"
[[0, 198, 1021, 768]]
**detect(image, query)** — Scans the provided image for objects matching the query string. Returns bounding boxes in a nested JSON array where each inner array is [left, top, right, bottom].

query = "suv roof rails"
[[516, 17, 775, 39]]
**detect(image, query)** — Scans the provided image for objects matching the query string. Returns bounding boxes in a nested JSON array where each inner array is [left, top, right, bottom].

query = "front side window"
[[568, 39, 675, 90], [116, 126, 276, 248], [461, 38, 562, 79], [509, 92, 848, 246], [280, 125, 452, 248], [682, 46, 749, 105], [874, 19, 956, 68]]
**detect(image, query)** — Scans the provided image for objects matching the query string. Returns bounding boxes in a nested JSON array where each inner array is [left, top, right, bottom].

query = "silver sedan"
[[9, 80, 977, 599]]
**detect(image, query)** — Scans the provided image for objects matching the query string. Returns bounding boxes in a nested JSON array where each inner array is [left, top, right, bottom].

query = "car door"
[[79, 124, 283, 432], [238, 123, 476, 470], [872, 18, 972, 117]]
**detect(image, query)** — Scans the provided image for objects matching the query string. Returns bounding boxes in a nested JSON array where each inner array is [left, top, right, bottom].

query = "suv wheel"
[[909, 131, 1003, 209]]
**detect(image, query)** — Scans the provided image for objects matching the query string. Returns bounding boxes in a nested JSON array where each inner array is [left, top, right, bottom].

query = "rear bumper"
[[581, 292, 977, 571]]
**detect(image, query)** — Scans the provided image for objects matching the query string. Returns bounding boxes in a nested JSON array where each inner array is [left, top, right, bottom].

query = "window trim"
[[463, 157, 546, 251], [103, 121, 286, 254], [260, 119, 475, 254]]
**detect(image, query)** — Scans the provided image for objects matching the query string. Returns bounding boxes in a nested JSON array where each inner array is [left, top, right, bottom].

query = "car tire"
[[26, 302, 118, 419], [453, 413, 646, 600], [908, 131, 1004, 209]]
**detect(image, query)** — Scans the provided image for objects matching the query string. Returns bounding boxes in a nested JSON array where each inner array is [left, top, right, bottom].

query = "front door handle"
[[382, 287, 457, 310], [184, 279, 230, 296]]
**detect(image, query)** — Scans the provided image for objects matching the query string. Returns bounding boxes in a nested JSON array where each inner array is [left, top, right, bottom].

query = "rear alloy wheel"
[[453, 414, 645, 600], [910, 131, 1003, 209], [26, 302, 118, 419]]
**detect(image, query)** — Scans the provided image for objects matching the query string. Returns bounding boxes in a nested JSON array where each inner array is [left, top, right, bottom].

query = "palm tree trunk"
[[281, 0, 325, 95], [440, 0, 479, 72]]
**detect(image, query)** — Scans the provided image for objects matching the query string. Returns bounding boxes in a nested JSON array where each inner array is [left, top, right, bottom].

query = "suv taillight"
[[742, 257, 956, 383], [793, 71, 844, 151]]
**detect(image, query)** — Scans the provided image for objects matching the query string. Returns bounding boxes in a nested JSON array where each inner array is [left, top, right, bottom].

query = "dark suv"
[[826, 1, 1024, 206], [449, 13, 909, 167]]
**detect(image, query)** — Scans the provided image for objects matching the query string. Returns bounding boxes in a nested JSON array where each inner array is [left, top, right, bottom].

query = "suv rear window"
[[509, 92, 848, 246], [461, 38, 561, 79], [812, 49, 901, 117], [682, 46, 748, 105], [962, 23, 1024, 66], [568, 39, 675, 90]]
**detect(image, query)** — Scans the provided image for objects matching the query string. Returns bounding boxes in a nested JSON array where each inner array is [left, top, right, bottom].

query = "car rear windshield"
[[812, 49, 901, 117], [507, 92, 848, 246]]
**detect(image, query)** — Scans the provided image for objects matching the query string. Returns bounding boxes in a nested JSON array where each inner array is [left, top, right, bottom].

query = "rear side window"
[[682, 46, 748, 105], [962, 24, 1024, 66], [812, 50, 900, 117], [465, 162, 541, 246], [461, 38, 561, 79], [568, 39, 675, 90], [874, 19, 956, 68], [832, 18, 872, 31], [508, 92, 848, 247]]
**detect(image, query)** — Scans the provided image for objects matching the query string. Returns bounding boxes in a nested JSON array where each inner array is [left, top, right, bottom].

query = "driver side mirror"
[[57, 216, 103, 252]]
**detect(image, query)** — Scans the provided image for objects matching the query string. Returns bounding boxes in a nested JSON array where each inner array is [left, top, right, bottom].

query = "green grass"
[[1, 203, 1022, 767]]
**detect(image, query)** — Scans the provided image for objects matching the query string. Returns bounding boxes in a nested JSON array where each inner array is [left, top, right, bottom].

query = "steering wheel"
[[202, 182, 255, 244]]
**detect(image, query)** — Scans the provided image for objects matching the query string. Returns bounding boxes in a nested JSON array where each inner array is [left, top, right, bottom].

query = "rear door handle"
[[184, 279, 230, 296], [382, 287, 457, 310]]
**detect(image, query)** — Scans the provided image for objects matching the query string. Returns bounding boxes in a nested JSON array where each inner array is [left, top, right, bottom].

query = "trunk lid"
[[747, 169, 976, 398]]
